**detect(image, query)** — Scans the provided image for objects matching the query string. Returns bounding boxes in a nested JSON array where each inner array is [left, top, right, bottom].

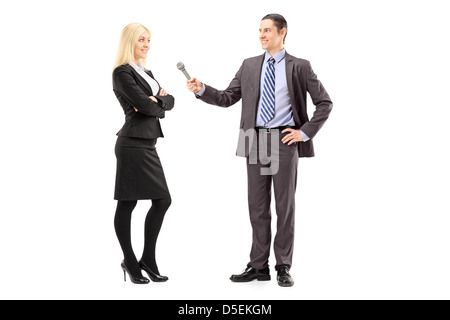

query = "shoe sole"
[[230, 275, 271, 282], [278, 281, 294, 287]]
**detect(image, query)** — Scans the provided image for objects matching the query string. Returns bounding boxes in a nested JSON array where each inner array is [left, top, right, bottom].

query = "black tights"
[[114, 198, 171, 277]]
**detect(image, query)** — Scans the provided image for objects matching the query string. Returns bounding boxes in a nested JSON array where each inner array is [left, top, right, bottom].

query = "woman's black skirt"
[[114, 136, 170, 200]]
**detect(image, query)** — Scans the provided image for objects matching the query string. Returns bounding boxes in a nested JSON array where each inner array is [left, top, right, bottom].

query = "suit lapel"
[[249, 53, 266, 127], [253, 52, 266, 94], [125, 64, 154, 96], [285, 52, 295, 105], [146, 70, 161, 94], [254, 53, 265, 91], [285, 52, 301, 125]]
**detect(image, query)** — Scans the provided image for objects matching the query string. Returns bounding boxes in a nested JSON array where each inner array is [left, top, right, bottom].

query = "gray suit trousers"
[[246, 130, 298, 270]]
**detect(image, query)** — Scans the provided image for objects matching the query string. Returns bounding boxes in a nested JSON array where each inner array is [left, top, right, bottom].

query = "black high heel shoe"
[[139, 260, 168, 282], [121, 260, 150, 284]]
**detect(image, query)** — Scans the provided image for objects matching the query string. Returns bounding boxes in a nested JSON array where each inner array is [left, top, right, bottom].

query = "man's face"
[[259, 19, 285, 52]]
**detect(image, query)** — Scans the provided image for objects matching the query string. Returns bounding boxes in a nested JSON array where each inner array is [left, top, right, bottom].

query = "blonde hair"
[[113, 23, 151, 71]]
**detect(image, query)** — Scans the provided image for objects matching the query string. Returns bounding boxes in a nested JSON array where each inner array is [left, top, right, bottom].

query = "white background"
[[0, 0, 449, 300]]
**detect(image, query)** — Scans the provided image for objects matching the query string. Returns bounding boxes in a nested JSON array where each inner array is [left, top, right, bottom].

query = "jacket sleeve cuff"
[[299, 129, 310, 142], [194, 83, 206, 98]]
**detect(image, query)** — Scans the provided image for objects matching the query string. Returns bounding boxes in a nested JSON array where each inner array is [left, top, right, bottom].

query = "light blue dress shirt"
[[256, 49, 294, 127], [195, 50, 309, 141]]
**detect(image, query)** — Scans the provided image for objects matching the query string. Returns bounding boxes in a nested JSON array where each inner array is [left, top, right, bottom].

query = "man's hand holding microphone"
[[186, 78, 202, 94], [177, 62, 202, 94]]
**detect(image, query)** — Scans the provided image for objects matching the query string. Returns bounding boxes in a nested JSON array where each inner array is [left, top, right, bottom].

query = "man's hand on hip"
[[281, 128, 303, 145]]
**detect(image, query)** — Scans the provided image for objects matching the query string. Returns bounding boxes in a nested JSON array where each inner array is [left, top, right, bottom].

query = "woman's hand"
[[134, 93, 164, 112], [135, 95, 157, 112], [159, 88, 168, 96]]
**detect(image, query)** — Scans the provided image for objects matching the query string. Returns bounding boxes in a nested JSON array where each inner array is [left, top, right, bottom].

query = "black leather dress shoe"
[[230, 266, 271, 282], [277, 266, 294, 287], [139, 260, 168, 282]]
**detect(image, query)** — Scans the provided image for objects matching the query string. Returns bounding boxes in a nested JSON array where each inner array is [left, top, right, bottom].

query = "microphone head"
[[176, 62, 185, 70]]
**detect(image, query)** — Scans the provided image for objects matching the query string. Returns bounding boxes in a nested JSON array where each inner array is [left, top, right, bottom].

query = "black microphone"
[[176, 62, 191, 80]]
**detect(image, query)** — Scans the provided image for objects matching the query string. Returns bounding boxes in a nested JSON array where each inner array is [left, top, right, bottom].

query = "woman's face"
[[134, 31, 150, 62]]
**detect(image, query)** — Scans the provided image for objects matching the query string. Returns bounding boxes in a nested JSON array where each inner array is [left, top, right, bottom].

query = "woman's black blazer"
[[113, 64, 175, 139]]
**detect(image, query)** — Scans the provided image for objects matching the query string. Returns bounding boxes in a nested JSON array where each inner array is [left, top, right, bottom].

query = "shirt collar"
[[129, 61, 145, 72], [265, 49, 286, 64]]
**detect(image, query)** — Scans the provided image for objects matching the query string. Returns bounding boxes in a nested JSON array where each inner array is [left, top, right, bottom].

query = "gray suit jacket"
[[198, 52, 332, 157]]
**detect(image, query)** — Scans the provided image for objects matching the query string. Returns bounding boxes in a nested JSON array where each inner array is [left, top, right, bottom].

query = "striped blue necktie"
[[260, 57, 276, 125]]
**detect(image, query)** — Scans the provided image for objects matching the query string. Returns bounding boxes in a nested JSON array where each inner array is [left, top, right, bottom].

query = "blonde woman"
[[112, 23, 174, 284]]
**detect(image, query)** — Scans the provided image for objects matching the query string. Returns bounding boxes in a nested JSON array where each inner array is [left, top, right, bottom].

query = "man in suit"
[[187, 13, 332, 287]]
